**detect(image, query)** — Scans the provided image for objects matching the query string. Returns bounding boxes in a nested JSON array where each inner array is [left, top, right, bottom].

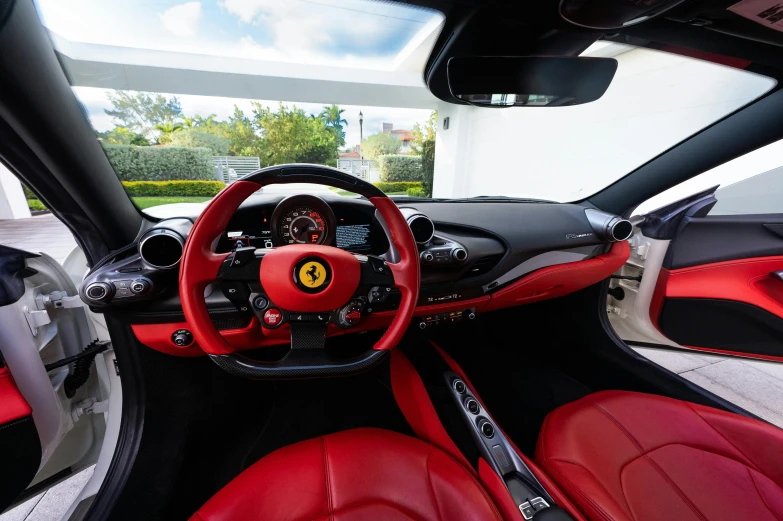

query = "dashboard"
[[215, 194, 379, 253], [80, 193, 632, 356]]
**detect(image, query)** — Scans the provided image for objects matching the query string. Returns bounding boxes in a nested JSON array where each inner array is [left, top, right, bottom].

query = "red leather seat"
[[536, 390, 783, 521], [191, 427, 503, 521]]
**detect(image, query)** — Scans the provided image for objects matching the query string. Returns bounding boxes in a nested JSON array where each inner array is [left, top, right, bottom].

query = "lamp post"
[[358, 111, 364, 161]]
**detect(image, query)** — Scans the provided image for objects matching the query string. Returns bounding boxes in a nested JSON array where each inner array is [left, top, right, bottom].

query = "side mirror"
[[447, 56, 617, 108]]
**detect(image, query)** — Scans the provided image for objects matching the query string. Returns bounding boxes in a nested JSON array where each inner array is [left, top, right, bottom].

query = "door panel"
[[652, 216, 783, 360], [0, 365, 41, 510], [664, 215, 783, 269]]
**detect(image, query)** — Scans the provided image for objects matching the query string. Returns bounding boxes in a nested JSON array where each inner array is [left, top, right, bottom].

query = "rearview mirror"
[[447, 56, 618, 107]]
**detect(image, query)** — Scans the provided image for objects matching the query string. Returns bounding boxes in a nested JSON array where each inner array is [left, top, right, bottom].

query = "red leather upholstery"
[[0, 367, 32, 424], [536, 391, 783, 521], [192, 428, 503, 521]]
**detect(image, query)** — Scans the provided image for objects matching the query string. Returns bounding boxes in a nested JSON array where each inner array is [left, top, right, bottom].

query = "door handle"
[[772, 270, 783, 282]]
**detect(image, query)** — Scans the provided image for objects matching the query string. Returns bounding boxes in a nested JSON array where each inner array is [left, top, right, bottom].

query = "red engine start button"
[[263, 308, 282, 327]]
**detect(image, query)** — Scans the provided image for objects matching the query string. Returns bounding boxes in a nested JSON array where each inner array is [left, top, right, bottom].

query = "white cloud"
[[157, 2, 202, 38]]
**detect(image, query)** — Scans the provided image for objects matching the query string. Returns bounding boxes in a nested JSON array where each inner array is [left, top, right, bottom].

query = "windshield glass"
[[35, 1, 776, 217]]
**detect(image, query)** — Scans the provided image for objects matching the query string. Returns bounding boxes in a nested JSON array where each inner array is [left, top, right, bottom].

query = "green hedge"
[[373, 181, 422, 193], [28, 199, 47, 211], [122, 180, 225, 197], [23, 185, 37, 200], [103, 145, 215, 181], [378, 155, 423, 183], [406, 187, 426, 197], [169, 129, 230, 155]]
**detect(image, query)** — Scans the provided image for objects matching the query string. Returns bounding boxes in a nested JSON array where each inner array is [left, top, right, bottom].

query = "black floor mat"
[[112, 337, 413, 521], [431, 319, 594, 456]]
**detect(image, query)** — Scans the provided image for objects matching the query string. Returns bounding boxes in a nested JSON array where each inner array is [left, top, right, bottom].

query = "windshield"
[[35, 1, 776, 217]]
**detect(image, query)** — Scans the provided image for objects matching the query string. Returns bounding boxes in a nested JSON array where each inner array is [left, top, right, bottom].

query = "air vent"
[[139, 231, 184, 269], [462, 254, 503, 278]]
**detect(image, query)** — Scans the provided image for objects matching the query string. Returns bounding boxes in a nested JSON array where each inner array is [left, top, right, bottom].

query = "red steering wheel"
[[179, 164, 420, 378]]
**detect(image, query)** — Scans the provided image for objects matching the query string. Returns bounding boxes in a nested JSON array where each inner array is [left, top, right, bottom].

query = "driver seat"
[[190, 428, 503, 521]]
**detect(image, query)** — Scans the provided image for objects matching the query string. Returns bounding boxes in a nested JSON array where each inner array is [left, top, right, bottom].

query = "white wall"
[[0, 163, 31, 219], [433, 48, 776, 201]]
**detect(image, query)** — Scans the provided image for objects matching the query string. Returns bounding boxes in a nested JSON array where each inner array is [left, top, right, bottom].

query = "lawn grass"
[[132, 196, 212, 209]]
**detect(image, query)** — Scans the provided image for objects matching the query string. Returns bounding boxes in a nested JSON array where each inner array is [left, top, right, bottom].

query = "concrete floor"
[[0, 214, 77, 262], [0, 467, 93, 521], [633, 347, 783, 428]]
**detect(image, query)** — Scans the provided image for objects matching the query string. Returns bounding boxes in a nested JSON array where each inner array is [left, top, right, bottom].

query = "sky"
[[34, 0, 442, 69], [35, 0, 440, 147]]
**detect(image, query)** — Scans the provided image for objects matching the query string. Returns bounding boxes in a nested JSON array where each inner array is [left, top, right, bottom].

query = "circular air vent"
[[407, 214, 435, 244], [610, 220, 634, 242], [139, 231, 184, 269]]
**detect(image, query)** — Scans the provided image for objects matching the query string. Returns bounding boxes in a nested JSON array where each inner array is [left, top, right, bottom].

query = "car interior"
[[2, 0, 783, 520]]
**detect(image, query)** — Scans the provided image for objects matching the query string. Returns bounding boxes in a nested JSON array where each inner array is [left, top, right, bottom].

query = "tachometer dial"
[[279, 207, 327, 244]]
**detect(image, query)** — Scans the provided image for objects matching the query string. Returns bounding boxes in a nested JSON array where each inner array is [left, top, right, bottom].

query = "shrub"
[[22, 185, 37, 200], [169, 129, 230, 155], [122, 180, 225, 197], [373, 181, 422, 193], [103, 145, 215, 181], [406, 187, 426, 197], [378, 155, 423, 182], [421, 139, 435, 197], [28, 199, 47, 211]]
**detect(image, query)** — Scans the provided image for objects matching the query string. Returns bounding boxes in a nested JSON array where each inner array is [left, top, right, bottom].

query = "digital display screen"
[[337, 224, 371, 251], [226, 230, 273, 250]]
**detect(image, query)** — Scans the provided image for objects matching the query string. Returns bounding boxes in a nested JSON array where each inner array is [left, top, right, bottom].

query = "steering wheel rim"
[[179, 164, 420, 378]]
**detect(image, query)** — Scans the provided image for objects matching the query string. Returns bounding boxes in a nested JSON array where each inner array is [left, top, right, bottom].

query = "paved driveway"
[[0, 214, 77, 262]]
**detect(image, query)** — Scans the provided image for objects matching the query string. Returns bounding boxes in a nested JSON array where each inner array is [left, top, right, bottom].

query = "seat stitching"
[[539, 414, 619, 521], [425, 447, 443, 521], [747, 467, 783, 521], [683, 402, 763, 474], [594, 404, 709, 521], [306, 500, 427, 521], [322, 437, 334, 521], [539, 459, 617, 521]]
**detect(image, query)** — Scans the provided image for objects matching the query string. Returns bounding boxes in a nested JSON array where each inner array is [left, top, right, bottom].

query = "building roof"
[[339, 151, 361, 158]]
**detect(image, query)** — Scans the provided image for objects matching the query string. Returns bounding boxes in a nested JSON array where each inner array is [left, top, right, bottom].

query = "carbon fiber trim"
[[208, 349, 388, 379], [290, 322, 328, 350]]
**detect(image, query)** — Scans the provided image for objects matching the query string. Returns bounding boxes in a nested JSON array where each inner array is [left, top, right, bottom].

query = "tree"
[[194, 114, 217, 127], [105, 91, 183, 138], [319, 104, 347, 147], [410, 110, 438, 154], [154, 121, 184, 144], [362, 132, 401, 159], [226, 106, 258, 156], [253, 103, 339, 167], [169, 128, 230, 155], [96, 126, 149, 146]]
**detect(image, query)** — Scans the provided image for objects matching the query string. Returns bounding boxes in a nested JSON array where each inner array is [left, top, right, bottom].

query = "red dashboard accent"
[[483, 241, 629, 311], [0, 367, 32, 425], [259, 244, 360, 312], [131, 320, 272, 358], [663, 255, 783, 320]]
